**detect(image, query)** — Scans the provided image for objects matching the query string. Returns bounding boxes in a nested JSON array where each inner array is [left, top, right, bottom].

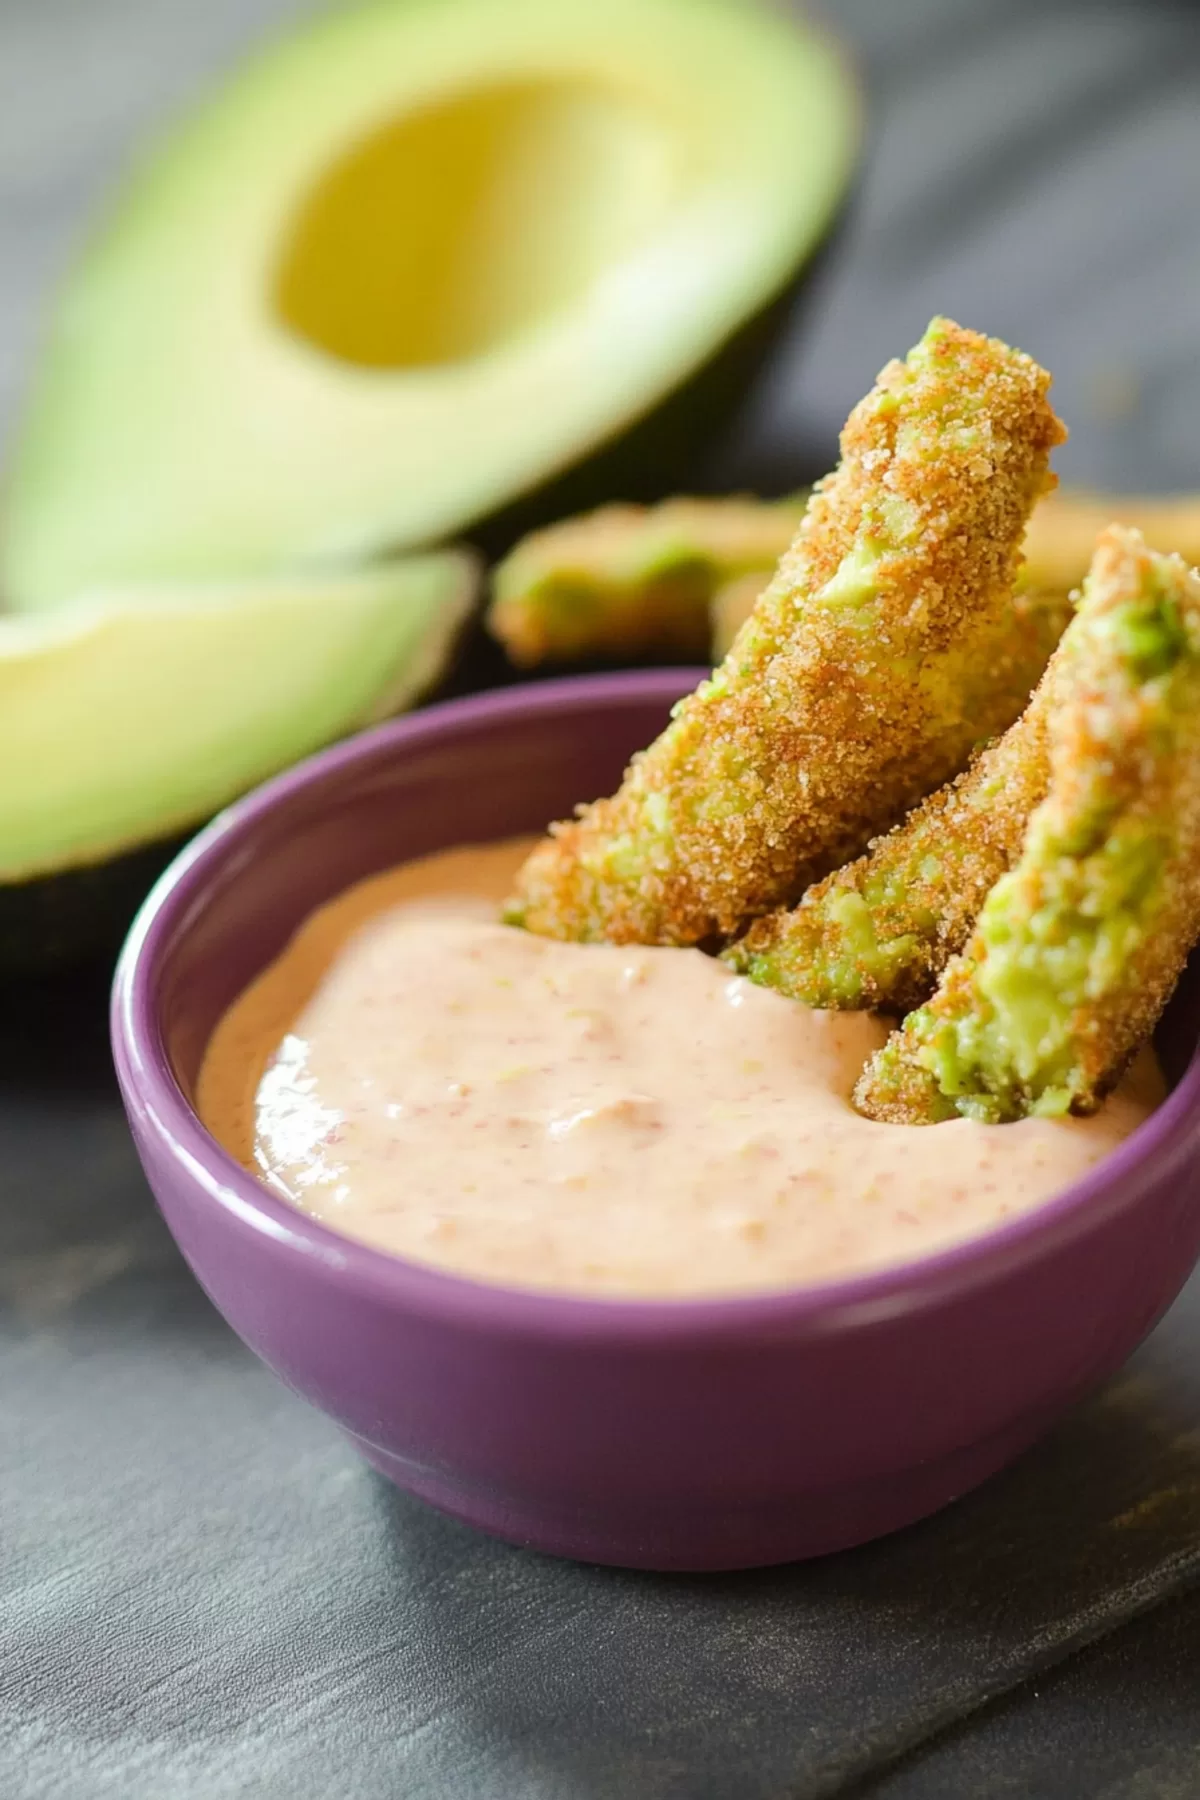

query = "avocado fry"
[[506, 317, 1065, 946], [855, 527, 1200, 1125], [723, 585, 1072, 1010], [486, 495, 806, 669]]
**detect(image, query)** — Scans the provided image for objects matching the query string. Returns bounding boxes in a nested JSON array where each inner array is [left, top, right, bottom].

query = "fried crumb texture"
[[507, 317, 1066, 946], [724, 587, 1071, 1011], [857, 527, 1200, 1123]]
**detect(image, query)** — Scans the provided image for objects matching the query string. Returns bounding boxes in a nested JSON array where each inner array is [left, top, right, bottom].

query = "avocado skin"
[[0, 839, 184, 976]]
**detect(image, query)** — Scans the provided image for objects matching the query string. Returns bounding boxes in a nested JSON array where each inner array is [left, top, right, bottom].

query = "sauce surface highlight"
[[198, 838, 1163, 1297]]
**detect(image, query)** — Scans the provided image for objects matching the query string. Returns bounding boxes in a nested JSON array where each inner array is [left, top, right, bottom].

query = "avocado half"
[[1, 0, 860, 610], [0, 553, 475, 970]]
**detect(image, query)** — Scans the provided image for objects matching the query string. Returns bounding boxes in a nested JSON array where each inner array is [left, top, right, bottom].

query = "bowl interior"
[[139, 671, 1200, 1123]]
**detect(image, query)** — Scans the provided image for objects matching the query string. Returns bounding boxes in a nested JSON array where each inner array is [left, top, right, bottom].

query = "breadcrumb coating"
[[507, 318, 1066, 945], [724, 587, 1071, 1010], [856, 527, 1200, 1124]]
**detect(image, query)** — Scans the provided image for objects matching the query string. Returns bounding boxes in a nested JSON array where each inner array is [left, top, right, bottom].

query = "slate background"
[[3, 1, 1200, 1796]]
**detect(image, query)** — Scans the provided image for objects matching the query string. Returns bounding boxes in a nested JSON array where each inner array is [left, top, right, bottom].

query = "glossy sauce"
[[198, 838, 1163, 1298]]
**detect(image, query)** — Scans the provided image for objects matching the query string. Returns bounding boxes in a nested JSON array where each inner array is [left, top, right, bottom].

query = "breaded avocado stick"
[[716, 573, 1069, 727], [724, 585, 1072, 1009], [508, 318, 1065, 946], [487, 495, 806, 669], [856, 527, 1200, 1125]]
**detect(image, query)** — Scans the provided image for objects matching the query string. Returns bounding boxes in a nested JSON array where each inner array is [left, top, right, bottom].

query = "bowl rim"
[[112, 668, 1200, 1341]]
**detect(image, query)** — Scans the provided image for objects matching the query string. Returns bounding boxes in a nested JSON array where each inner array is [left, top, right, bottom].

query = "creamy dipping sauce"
[[198, 838, 1164, 1298]]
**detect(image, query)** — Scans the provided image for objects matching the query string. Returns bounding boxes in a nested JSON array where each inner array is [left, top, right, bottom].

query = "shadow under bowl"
[[111, 671, 1200, 1570]]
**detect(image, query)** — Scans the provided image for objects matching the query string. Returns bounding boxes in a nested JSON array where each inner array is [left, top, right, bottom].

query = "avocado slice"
[[0, 0, 859, 611], [0, 550, 475, 890]]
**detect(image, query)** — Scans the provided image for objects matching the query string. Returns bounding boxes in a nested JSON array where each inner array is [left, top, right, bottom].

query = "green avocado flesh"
[[918, 830, 1168, 1124], [0, 552, 474, 882], [0, 0, 858, 610], [916, 590, 1188, 1122]]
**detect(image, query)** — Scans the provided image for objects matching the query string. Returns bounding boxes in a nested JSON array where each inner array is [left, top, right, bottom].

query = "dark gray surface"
[[5, 2, 1200, 1796], [856, 1587, 1200, 1799]]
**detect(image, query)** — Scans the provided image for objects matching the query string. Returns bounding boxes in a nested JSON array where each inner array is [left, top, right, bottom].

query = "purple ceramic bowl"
[[112, 670, 1200, 1571]]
